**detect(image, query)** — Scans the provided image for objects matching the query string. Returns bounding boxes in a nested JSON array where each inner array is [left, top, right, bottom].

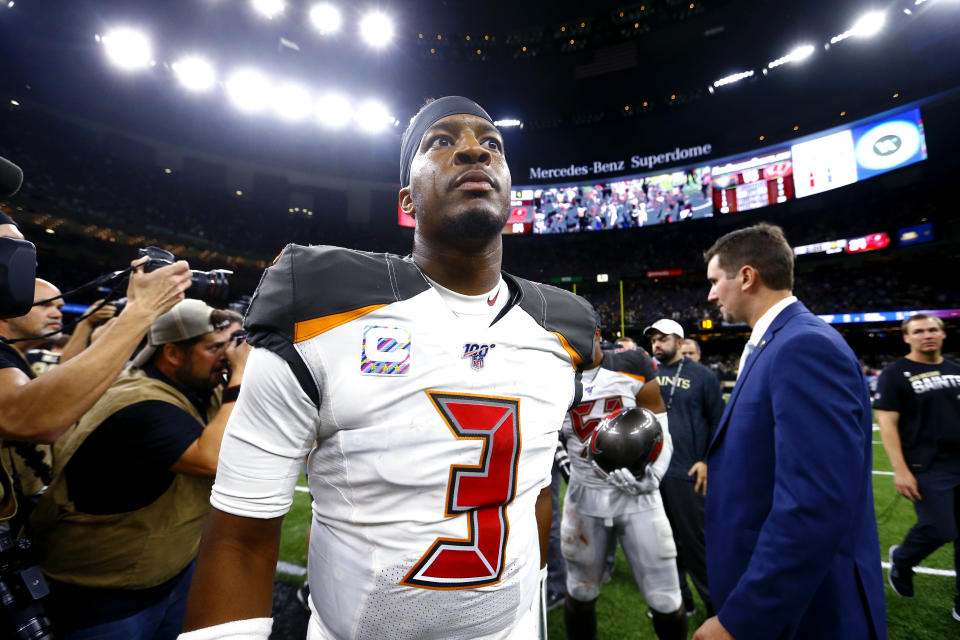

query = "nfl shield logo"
[[462, 343, 496, 371]]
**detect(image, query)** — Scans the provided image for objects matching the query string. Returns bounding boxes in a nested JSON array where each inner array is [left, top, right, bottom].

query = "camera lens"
[[188, 269, 230, 303]]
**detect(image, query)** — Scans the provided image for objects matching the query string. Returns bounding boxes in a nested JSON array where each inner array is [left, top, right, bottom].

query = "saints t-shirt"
[[874, 357, 960, 472]]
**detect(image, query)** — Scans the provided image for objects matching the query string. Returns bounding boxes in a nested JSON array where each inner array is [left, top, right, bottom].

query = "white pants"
[[560, 490, 681, 613]]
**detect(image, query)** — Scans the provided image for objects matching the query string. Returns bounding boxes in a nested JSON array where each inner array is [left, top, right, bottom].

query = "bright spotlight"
[[172, 56, 216, 92], [768, 44, 815, 69], [226, 69, 272, 113], [274, 83, 313, 121], [310, 3, 342, 35], [251, 0, 284, 19], [355, 100, 392, 132], [316, 94, 353, 128], [360, 12, 394, 48], [831, 11, 885, 43], [101, 28, 153, 71], [713, 70, 754, 88], [851, 11, 886, 37]]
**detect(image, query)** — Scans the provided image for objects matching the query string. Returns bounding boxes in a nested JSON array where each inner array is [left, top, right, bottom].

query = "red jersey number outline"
[[400, 391, 522, 590], [568, 396, 623, 442]]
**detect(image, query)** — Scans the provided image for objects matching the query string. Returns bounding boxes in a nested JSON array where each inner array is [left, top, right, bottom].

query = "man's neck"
[[906, 351, 944, 365], [412, 232, 503, 295], [0, 332, 34, 355], [666, 353, 683, 366], [747, 290, 793, 328]]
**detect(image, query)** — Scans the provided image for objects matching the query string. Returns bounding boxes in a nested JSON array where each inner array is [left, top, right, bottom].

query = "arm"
[[59, 300, 117, 364], [691, 371, 725, 495], [183, 510, 283, 630], [535, 485, 551, 569], [182, 347, 318, 631], [876, 409, 921, 502], [170, 340, 251, 477], [0, 261, 191, 442], [716, 334, 871, 639]]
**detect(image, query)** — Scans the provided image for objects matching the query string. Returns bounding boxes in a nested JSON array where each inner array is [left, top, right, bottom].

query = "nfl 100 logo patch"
[[361, 326, 411, 376]]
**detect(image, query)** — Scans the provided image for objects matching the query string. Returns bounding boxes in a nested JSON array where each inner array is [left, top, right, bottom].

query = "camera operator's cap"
[[643, 318, 685, 340], [130, 299, 218, 368]]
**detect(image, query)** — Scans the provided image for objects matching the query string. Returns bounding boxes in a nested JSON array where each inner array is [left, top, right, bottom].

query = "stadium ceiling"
[[0, 0, 957, 152]]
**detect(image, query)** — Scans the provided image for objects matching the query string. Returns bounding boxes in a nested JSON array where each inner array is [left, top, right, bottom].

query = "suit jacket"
[[706, 301, 886, 640]]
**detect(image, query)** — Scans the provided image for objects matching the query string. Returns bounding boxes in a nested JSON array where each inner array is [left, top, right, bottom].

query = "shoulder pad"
[[509, 275, 596, 369], [603, 349, 656, 382], [245, 244, 428, 344], [244, 244, 429, 405]]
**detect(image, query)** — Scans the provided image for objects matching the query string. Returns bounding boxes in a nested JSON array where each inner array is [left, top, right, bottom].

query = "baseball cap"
[[130, 299, 220, 368], [643, 318, 685, 340]]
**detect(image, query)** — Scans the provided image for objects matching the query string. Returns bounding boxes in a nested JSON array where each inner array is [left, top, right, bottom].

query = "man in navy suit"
[[692, 223, 886, 640]]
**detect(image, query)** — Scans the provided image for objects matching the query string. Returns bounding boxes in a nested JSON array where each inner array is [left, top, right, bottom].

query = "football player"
[[180, 97, 597, 640], [562, 327, 686, 640]]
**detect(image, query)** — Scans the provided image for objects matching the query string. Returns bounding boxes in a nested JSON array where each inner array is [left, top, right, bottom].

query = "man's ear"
[[739, 265, 759, 292], [161, 343, 184, 368], [399, 187, 416, 219]]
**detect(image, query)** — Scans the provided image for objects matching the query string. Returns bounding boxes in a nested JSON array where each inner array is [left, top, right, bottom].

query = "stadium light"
[[493, 119, 522, 128], [767, 44, 815, 69], [274, 83, 313, 121], [309, 3, 342, 35], [359, 12, 393, 48], [316, 93, 353, 128], [830, 11, 885, 44], [713, 70, 754, 88], [251, 0, 284, 19], [101, 28, 153, 71], [172, 56, 216, 92], [226, 69, 272, 113], [355, 100, 392, 132]]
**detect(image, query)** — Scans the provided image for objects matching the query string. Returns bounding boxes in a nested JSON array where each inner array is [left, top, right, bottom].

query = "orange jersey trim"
[[293, 304, 387, 342], [615, 371, 647, 383], [550, 331, 583, 370]]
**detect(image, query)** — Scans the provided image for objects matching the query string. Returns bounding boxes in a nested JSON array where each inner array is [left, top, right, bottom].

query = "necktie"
[[737, 341, 755, 380]]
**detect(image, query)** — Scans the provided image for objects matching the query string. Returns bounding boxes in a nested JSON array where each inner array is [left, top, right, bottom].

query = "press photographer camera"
[[0, 529, 56, 639], [133, 246, 232, 305]]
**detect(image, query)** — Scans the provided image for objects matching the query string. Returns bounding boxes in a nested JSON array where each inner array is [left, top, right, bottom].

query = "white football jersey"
[[561, 349, 662, 517], [212, 245, 596, 640]]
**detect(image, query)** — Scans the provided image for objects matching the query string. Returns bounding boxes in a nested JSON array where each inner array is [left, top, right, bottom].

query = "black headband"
[[400, 96, 495, 187]]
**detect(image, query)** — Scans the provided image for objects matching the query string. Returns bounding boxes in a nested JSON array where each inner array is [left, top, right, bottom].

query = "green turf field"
[[276, 428, 958, 639]]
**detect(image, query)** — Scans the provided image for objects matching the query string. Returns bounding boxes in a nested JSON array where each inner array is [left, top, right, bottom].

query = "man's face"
[[649, 332, 680, 363], [903, 318, 945, 357], [173, 328, 231, 392], [680, 340, 701, 362], [403, 114, 511, 243], [2, 280, 63, 345], [706, 254, 746, 324]]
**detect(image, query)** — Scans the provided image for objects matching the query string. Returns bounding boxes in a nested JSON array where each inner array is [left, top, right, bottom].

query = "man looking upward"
[[181, 97, 597, 640]]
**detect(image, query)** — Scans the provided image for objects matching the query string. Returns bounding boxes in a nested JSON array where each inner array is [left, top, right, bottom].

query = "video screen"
[[710, 150, 794, 214], [793, 107, 927, 198], [529, 168, 712, 234], [402, 105, 929, 234]]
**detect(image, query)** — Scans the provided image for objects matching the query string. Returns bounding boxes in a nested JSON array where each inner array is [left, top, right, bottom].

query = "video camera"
[[0, 155, 36, 320], [0, 529, 57, 639]]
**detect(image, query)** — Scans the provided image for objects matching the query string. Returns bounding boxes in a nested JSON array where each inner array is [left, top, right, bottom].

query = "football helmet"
[[588, 407, 663, 477]]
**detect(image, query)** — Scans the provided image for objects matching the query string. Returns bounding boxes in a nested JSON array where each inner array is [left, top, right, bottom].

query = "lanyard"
[[663, 358, 686, 412]]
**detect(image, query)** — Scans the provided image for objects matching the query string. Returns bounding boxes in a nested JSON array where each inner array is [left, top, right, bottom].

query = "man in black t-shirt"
[[31, 299, 250, 638], [875, 313, 960, 623]]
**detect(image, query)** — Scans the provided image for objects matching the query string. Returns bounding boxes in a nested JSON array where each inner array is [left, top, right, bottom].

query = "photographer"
[[30, 299, 249, 638]]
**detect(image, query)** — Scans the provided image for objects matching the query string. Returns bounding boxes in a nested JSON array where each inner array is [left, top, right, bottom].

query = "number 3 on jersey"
[[400, 392, 521, 590]]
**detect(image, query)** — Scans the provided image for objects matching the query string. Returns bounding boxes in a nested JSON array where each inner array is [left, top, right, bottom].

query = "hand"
[[894, 468, 922, 502], [693, 616, 735, 640], [123, 257, 192, 321], [79, 299, 117, 328], [605, 467, 659, 495], [89, 317, 117, 344], [224, 336, 251, 384], [688, 461, 708, 496]]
